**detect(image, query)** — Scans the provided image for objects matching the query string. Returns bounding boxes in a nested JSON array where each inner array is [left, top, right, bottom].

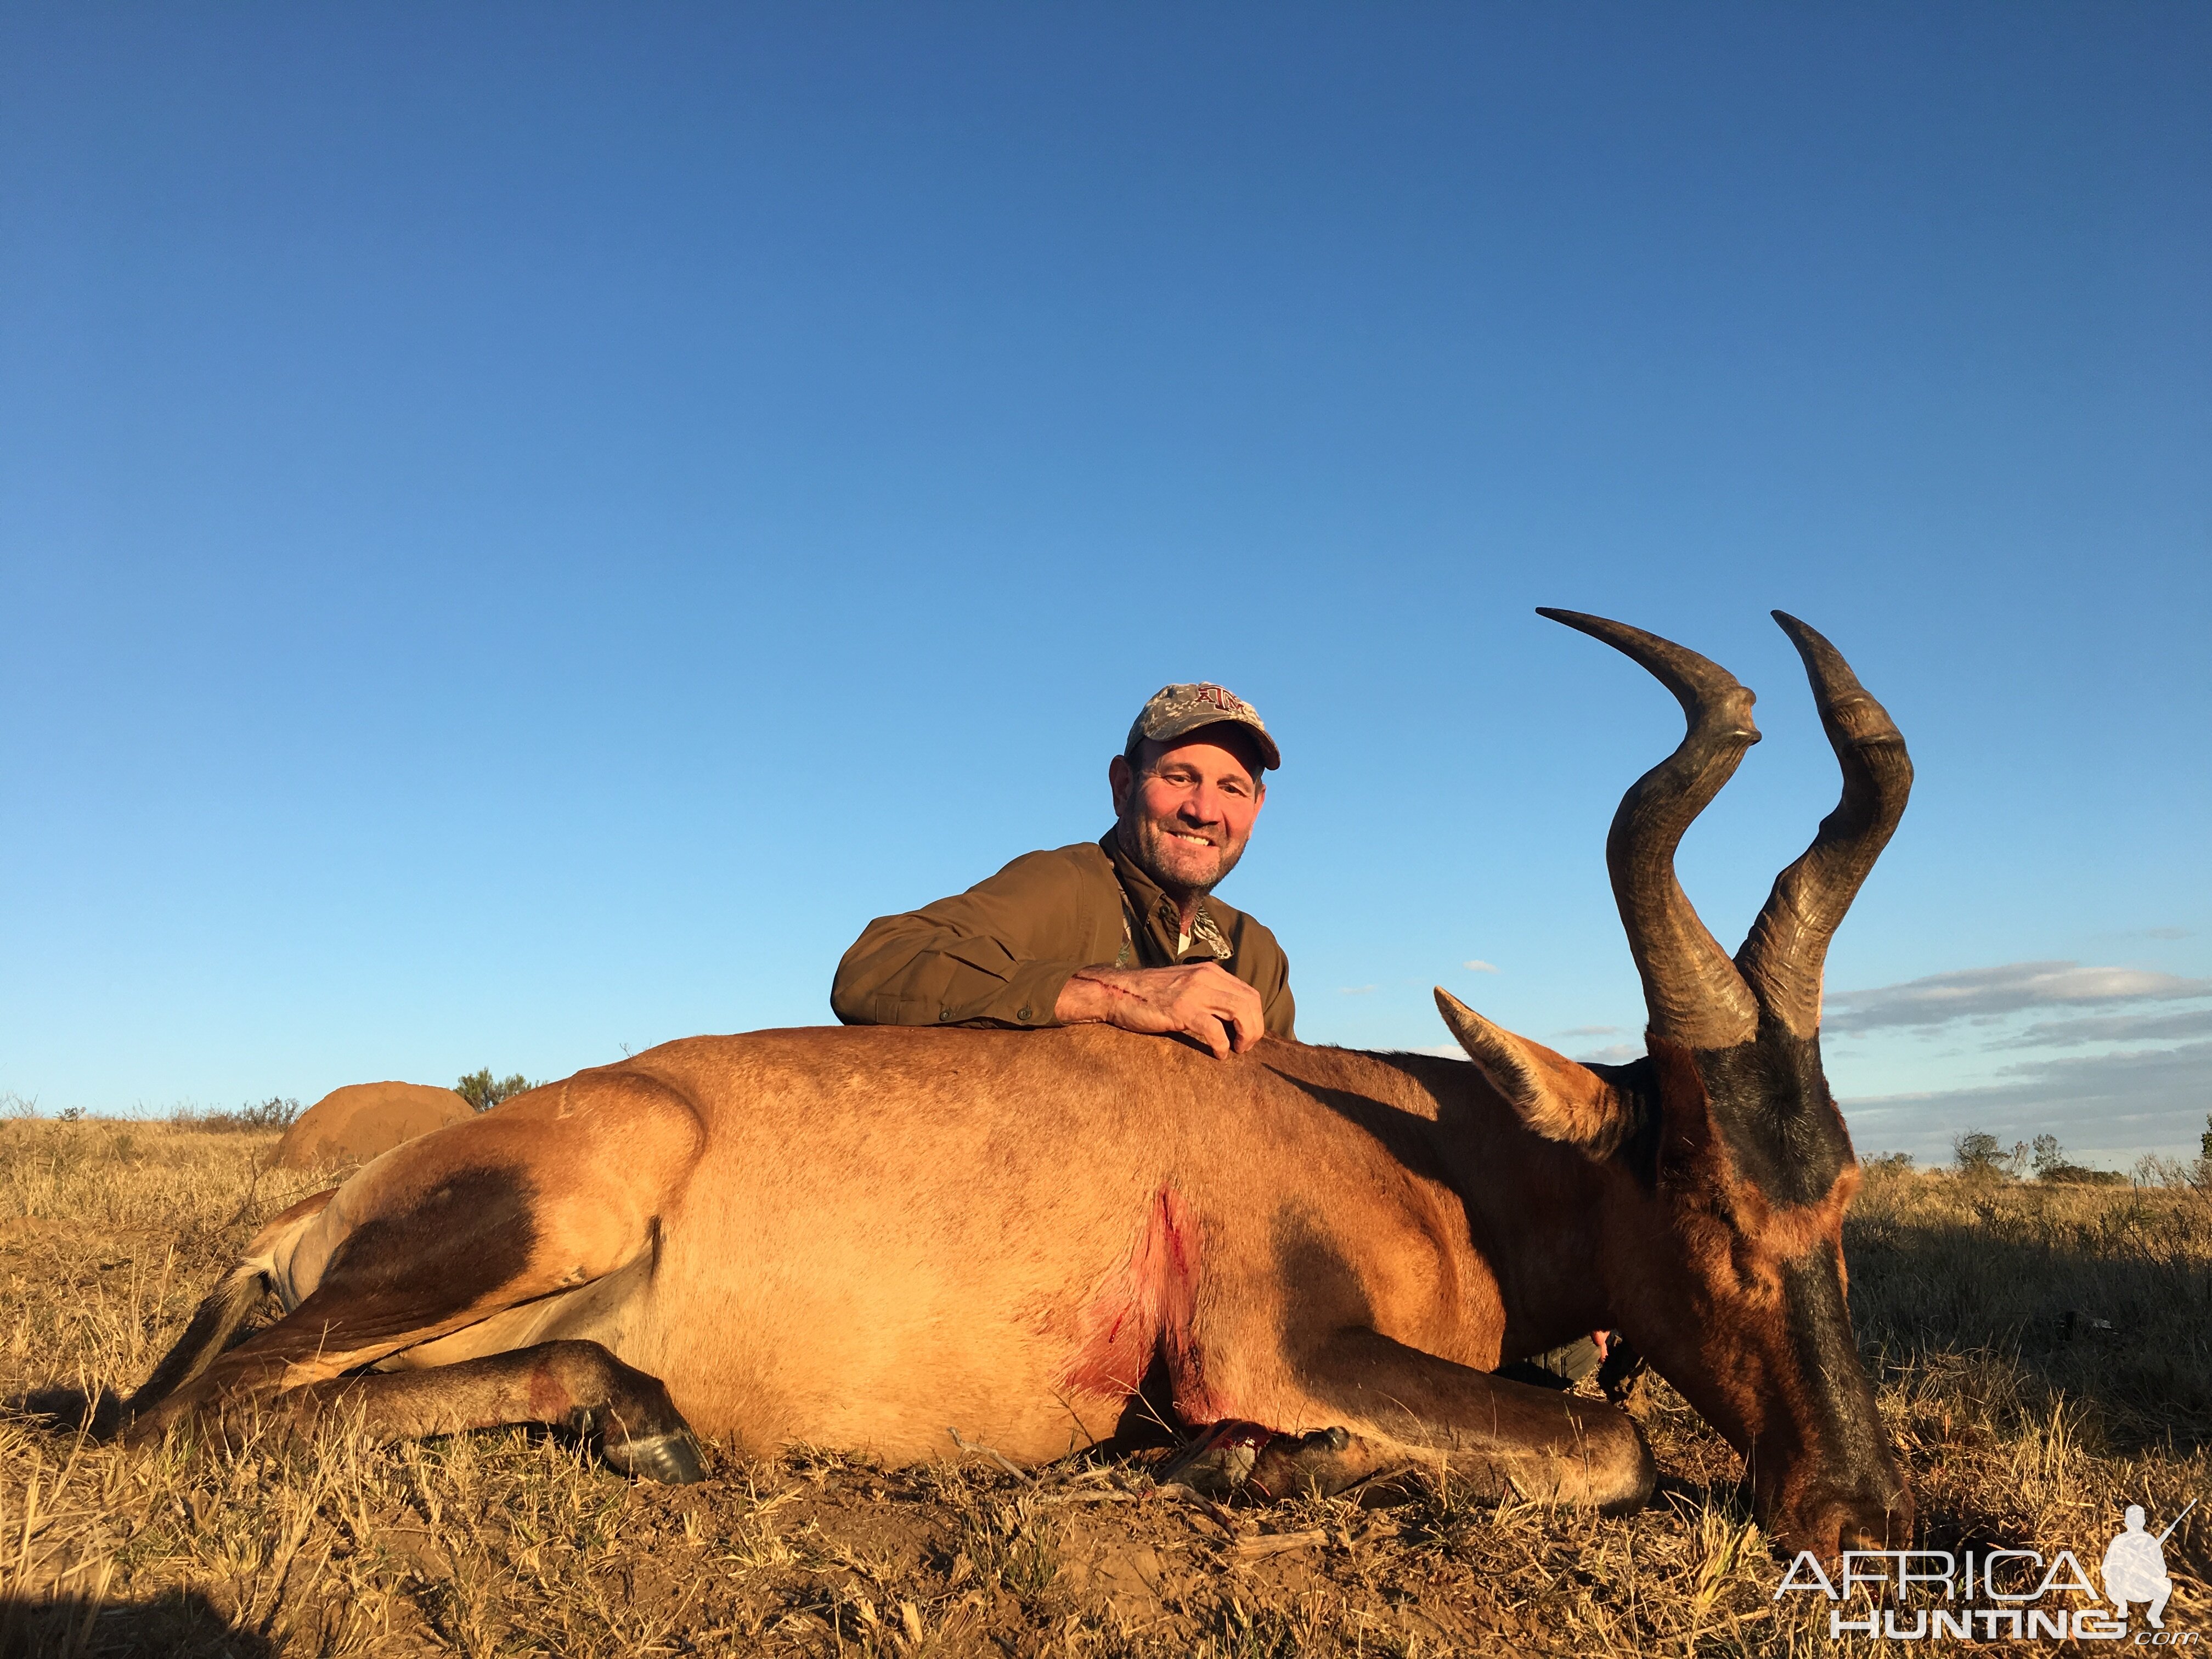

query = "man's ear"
[[1109, 754, 1133, 816], [1434, 989, 1635, 1161]]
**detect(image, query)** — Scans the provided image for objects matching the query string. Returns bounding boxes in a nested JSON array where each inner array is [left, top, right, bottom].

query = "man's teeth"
[[1171, 833, 1211, 845]]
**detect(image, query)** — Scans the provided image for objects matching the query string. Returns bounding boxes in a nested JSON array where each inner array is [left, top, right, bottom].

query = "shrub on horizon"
[[170, 1097, 301, 1133], [456, 1069, 541, 1113]]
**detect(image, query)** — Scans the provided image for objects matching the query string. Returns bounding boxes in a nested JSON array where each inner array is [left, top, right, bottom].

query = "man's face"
[[1110, 730, 1267, 898]]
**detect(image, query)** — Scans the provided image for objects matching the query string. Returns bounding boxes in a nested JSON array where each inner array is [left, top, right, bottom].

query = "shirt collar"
[[1101, 829, 1232, 963]]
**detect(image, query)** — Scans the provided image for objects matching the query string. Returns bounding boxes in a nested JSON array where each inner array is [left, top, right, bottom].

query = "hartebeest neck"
[[1356, 1052, 1621, 1363]]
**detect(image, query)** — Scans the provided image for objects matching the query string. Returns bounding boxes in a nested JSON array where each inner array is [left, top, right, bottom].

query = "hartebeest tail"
[[122, 1266, 267, 1417], [121, 609, 1914, 1562], [122, 1189, 335, 1419]]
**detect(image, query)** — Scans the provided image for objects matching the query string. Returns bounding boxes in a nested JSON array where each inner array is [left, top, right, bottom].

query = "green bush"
[[456, 1069, 542, 1113]]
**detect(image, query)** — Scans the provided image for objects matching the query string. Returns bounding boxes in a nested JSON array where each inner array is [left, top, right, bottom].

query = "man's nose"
[[1176, 787, 1223, 825]]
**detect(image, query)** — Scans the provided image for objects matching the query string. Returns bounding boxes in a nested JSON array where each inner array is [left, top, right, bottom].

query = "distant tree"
[[456, 1069, 540, 1113], [2201, 1111, 2212, 1168], [2030, 1134, 2066, 1180], [1953, 1130, 2010, 1181]]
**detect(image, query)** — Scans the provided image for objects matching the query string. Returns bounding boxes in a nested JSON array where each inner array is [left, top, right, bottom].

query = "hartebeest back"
[[122, 609, 1912, 1559]]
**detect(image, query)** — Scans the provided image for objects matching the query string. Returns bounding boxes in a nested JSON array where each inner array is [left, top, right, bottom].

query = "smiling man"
[[831, 684, 1293, 1056]]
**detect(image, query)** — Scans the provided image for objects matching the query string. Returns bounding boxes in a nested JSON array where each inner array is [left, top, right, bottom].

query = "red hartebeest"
[[122, 610, 1914, 1558]]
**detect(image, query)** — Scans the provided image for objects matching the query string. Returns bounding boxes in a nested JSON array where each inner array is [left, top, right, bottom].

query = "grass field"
[[2, 1113, 2206, 1656]]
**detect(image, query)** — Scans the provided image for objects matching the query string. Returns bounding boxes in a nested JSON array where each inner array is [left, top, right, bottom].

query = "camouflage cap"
[[1126, 682, 1280, 772]]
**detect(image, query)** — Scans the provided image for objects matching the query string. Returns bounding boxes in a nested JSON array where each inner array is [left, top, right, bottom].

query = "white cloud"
[[2008, 1007, 2212, 1048], [1575, 1042, 1645, 1065], [1825, 961, 2211, 1033], [1408, 1043, 1470, 1060], [1462, 960, 1501, 974], [1556, 1024, 1624, 1038], [1842, 1040, 2212, 1164]]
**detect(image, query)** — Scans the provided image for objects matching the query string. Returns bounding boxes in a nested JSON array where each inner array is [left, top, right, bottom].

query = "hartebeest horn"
[[1538, 608, 1763, 1049], [1733, 612, 1913, 1038]]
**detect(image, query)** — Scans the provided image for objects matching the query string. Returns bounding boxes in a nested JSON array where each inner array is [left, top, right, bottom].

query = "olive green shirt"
[[831, 833, 1296, 1039]]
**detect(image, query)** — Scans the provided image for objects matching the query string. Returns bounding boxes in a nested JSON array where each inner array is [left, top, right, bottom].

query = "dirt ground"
[[3, 1115, 2207, 1656]]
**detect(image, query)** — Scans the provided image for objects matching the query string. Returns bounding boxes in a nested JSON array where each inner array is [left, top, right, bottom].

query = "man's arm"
[[832, 846, 1279, 1057], [831, 849, 1101, 1030], [1054, 961, 1267, 1059]]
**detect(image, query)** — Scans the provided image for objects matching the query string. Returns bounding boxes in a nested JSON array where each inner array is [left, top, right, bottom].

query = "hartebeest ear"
[[1434, 989, 1635, 1160]]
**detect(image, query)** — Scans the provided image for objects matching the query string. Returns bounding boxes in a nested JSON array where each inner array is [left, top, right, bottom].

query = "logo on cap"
[[1128, 681, 1280, 771]]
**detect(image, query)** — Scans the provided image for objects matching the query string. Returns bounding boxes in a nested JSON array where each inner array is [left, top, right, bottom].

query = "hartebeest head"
[[1438, 609, 1913, 1558]]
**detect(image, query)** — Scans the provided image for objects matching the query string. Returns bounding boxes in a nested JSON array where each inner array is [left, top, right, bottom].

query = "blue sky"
[[4, 6, 2207, 1169]]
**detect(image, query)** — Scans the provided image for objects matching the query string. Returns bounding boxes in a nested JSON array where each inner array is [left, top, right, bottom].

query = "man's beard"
[[1118, 813, 1247, 901]]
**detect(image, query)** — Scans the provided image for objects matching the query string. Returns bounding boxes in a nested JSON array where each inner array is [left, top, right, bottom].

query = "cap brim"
[[1146, 715, 1280, 773]]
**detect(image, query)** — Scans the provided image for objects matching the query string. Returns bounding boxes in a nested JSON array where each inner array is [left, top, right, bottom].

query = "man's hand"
[[1054, 962, 1266, 1059]]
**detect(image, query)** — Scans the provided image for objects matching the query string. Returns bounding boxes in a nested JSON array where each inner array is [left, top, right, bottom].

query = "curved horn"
[[1538, 608, 1763, 1048], [1735, 612, 1913, 1037]]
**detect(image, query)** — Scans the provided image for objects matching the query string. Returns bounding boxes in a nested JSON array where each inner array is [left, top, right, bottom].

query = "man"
[[832, 682, 1293, 1057], [833, 681, 1613, 1390]]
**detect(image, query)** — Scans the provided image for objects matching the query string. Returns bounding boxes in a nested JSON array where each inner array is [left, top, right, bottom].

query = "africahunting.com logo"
[[1776, 1501, 2196, 1643]]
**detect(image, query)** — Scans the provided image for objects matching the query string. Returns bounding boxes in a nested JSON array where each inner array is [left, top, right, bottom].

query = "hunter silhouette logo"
[[2104, 1501, 2190, 1630], [1774, 1499, 2198, 1642]]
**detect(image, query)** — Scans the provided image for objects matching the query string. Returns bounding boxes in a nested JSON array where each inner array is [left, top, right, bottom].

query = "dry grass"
[[1, 1118, 2206, 1655]]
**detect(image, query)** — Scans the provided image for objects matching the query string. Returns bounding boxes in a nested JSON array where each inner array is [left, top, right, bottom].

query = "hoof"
[[1155, 1420, 1275, 1498], [1248, 1426, 1373, 1500], [603, 1429, 705, 1484]]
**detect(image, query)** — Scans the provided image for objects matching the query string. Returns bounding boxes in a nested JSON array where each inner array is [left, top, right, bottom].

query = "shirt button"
[[939, 1009, 952, 1022], [1018, 1007, 1032, 1021]]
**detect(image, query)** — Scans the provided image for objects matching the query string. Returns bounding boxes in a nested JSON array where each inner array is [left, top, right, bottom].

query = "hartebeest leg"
[[126, 1069, 707, 1459], [1163, 1328, 1654, 1512], [290, 1341, 704, 1483], [1303, 1327, 1654, 1511]]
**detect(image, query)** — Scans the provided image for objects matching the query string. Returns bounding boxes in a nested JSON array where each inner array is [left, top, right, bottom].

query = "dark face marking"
[[1765, 1249, 1910, 1548], [1777, 1251, 1884, 1463], [1689, 1017, 1852, 1206]]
